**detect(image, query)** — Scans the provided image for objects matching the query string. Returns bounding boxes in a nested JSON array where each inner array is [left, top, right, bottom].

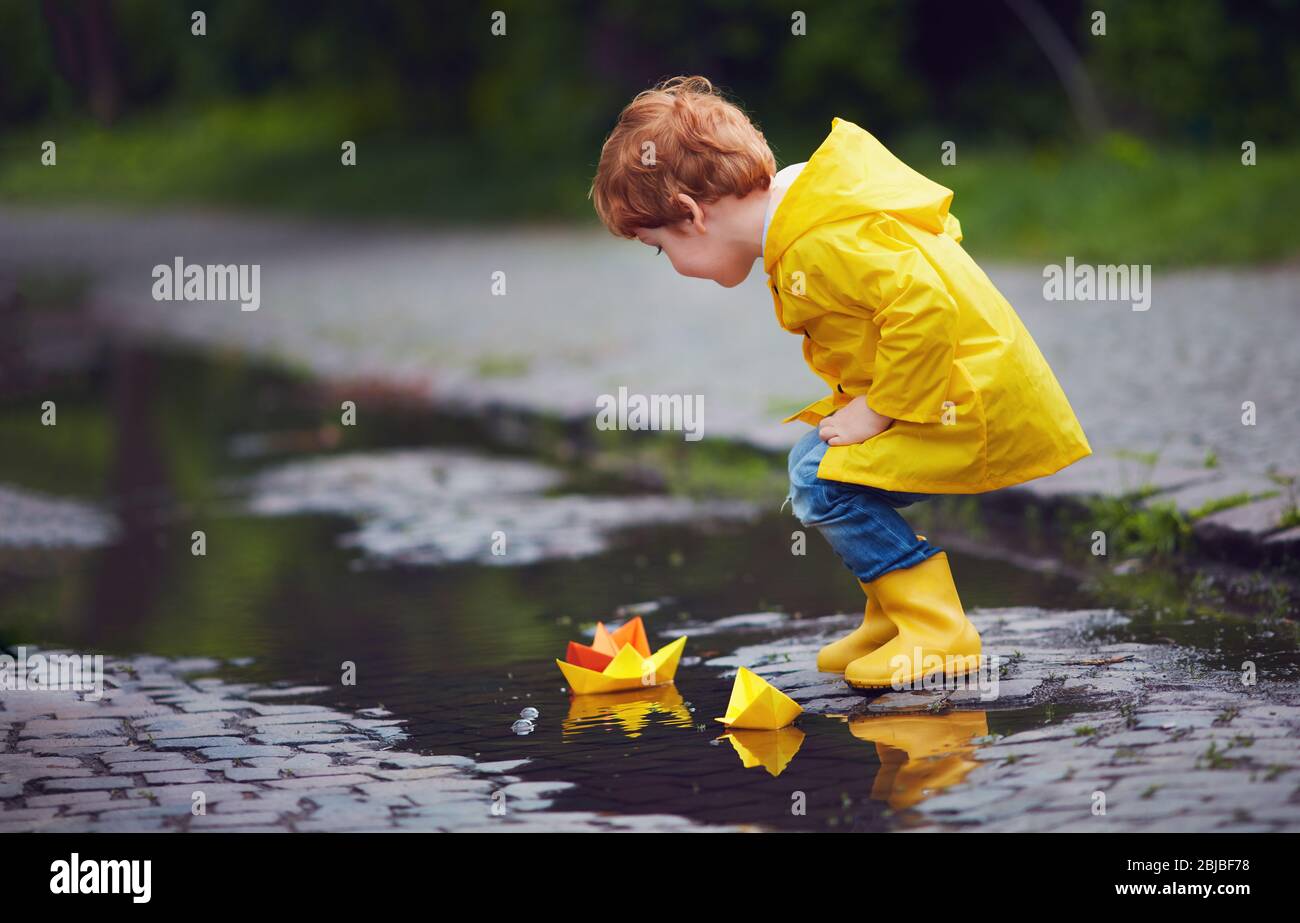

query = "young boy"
[[590, 76, 1091, 690]]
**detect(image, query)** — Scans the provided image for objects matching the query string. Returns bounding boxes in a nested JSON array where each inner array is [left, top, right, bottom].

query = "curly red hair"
[[591, 76, 776, 238]]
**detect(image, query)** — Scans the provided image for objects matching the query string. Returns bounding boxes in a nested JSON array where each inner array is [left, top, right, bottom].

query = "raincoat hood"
[[765, 118, 957, 273]]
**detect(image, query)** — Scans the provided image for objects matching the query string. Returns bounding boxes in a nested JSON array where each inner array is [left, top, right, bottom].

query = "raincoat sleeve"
[[844, 221, 959, 425]]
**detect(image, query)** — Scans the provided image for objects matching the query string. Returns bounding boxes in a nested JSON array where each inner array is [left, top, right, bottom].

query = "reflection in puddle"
[[849, 712, 989, 811], [0, 484, 117, 549], [246, 449, 756, 566], [719, 726, 807, 777], [561, 685, 694, 738]]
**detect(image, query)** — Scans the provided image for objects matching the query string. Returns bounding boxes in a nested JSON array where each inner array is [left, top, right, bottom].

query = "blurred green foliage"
[[1, 0, 1297, 263], [9, 1, 1298, 141]]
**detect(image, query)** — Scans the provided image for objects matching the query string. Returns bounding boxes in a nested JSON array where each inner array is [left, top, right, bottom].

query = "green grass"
[[474, 354, 533, 378], [2, 94, 1297, 265], [588, 429, 789, 502], [1188, 491, 1279, 521], [1072, 496, 1193, 558], [0, 91, 590, 224], [932, 135, 1300, 265]]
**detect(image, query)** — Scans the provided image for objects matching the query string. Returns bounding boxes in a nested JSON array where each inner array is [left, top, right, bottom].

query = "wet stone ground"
[[0, 654, 738, 832], [5, 602, 1298, 832], [708, 607, 1300, 831]]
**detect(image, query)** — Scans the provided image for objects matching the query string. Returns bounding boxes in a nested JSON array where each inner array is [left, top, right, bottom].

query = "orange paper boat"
[[564, 617, 651, 673], [557, 617, 685, 695]]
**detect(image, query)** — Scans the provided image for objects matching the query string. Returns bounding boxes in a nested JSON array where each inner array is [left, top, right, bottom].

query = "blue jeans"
[[785, 427, 939, 584]]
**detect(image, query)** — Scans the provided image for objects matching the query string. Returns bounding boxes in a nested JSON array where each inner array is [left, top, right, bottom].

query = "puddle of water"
[[244, 447, 754, 566], [0, 345, 1285, 829]]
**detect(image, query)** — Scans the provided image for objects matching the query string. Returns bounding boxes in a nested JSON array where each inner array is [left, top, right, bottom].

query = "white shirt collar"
[[762, 162, 808, 254]]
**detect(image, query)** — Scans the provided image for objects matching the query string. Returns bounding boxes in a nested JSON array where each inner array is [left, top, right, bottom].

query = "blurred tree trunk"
[[41, 0, 121, 125], [1005, 0, 1107, 141]]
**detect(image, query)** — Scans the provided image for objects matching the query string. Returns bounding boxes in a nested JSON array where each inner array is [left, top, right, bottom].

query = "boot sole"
[[844, 655, 981, 691]]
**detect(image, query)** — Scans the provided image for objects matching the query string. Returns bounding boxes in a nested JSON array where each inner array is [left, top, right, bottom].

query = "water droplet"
[[511, 719, 535, 735], [519, 707, 539, 720]]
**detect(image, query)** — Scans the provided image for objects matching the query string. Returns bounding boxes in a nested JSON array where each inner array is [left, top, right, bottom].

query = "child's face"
[[634, 223, 746, 288], [633, 193, 764, 289]]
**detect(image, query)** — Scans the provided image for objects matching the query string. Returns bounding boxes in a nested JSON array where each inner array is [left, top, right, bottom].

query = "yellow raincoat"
[[766, 118, 1091, 494]]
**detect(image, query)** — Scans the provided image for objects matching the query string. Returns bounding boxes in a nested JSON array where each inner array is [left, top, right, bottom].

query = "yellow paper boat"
[[719, 727, 806, 777], [556, 635, 687, 695], [714, 667, 802, 730]]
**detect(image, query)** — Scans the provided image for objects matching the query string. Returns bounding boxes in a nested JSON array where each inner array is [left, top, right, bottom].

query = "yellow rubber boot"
[[843, 552, 981, 690], [814, 534, 929, 674], [815, 587, 896, 673]]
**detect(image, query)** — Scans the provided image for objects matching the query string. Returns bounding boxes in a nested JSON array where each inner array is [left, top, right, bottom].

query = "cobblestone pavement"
[[6, 602, 1297, 832], [0, 653, 736, 832], [708, 607, 1300, 832], [3, 209, 1297, 552]]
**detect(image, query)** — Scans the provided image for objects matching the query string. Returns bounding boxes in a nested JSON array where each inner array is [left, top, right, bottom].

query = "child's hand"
[[819, 395, 893, 446]]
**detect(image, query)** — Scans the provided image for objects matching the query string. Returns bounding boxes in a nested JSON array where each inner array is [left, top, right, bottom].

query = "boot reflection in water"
[[849, 711, 989, 811]]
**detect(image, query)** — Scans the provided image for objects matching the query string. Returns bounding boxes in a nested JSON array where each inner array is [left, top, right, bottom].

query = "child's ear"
[[676, 193, 707, 234]]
